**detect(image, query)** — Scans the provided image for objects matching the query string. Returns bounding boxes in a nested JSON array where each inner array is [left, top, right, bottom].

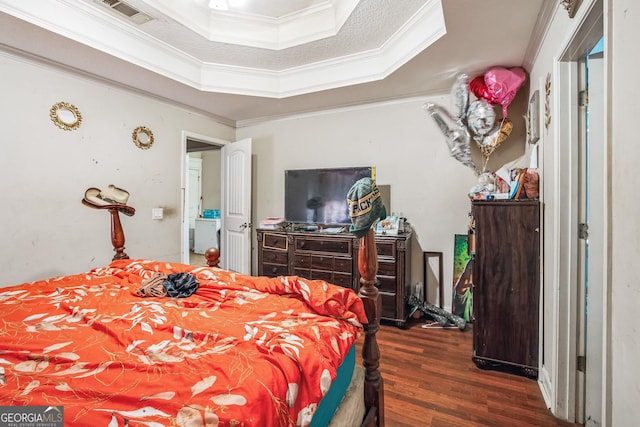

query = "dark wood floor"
[[357, 317, 580, 427]]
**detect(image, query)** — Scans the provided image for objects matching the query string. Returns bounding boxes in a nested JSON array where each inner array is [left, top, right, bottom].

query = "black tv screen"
[[285, 167, 374, 225]]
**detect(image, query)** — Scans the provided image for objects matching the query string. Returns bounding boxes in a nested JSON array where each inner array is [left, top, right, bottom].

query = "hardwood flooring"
[[357, 318, 580, 427]]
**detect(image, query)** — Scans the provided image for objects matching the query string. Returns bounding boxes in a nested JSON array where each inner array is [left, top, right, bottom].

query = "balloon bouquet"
[[423, 67, 526, 198]]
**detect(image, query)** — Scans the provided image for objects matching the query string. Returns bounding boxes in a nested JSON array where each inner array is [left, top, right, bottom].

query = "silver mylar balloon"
[[423, 102, 459, 144], [423, 102, 478, 174], [447, 124, 477, 173], [451, 74, 470, 120], [467, 99, 496, 138]]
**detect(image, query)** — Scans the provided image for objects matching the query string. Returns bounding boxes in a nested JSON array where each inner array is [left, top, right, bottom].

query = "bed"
[[0, 231, 384, 427]]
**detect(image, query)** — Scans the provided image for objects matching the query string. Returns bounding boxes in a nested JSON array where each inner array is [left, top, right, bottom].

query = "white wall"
[[237, 94, 529, 309], [609, 0, 640, 422], [0, 50, 234, 286], [201, 149, 222, 211]]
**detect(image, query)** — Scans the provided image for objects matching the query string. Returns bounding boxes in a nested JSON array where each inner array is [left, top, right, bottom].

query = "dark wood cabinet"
[[471, 200, 540, 378], [256, 229, 412, 327]]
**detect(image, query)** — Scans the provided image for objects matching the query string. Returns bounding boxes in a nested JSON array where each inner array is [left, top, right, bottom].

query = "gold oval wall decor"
[[50, 101, 82, 131], [132, 126, 154, 149]]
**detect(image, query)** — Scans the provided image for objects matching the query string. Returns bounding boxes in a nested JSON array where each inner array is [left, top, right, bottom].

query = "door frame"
[[180, 130, 228, 264], [550, 0, 608, 423]]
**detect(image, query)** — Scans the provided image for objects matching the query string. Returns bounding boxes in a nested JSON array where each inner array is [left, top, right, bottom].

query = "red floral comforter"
[[0, 260, 366, 426]]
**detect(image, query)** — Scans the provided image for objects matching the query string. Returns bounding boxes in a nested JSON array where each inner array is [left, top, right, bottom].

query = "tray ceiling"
[[0, 0, 548, 124]]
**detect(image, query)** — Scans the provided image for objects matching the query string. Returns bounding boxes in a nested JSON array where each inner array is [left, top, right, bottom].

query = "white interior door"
[[221, 138, 252, 273]]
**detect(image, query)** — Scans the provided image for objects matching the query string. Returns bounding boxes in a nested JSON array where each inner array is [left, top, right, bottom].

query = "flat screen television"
[[284, 166, 374, 225]]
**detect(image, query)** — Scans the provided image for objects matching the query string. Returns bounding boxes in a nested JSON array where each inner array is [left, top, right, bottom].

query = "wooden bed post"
[[109, 208, 129, 260], [205, 247, 220, 267], [81, 198, 134, 261], [358, 228, 385, 427]]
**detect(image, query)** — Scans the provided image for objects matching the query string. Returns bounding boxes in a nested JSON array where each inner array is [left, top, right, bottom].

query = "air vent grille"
[[95, 0, 153, 24]]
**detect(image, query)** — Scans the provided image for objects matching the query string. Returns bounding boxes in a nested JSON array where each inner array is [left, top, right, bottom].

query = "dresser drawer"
[[311, 255, 333, 270], [308, 255, 353, 274], [263, 263, 288, 277], [332, 273, 353, 288], [377, 259, 396, 276], [263, 233, 288, 251], [376, 240, 396, 258], [380, 292, 396, 319], [377, 275, 397, 293], [262, 249, 288, 265], [334, 257, 353, 273], [294, 254, 312, 268], [311, 270, 333, 282], [294, 268, 310, 279], [295, 237, 351, 254]]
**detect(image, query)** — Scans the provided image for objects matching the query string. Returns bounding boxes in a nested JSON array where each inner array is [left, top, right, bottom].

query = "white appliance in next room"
[[194, 218, 221, 254]]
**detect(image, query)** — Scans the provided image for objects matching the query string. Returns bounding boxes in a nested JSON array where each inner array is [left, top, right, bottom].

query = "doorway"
[[555, 1, 606, 423], [181, 133, 253, 274], [181, 132, 225, 266]]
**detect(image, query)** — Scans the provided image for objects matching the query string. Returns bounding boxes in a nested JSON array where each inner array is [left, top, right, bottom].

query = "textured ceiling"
[[0, 0, 549, 125], [140, 0, 363, 51], [135, 0, 427, 68]]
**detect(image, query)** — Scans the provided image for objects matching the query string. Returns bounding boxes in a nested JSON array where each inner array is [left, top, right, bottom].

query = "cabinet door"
[[473, 201, 540, 370]]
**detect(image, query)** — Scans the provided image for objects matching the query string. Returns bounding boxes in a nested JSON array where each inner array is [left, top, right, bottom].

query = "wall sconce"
[[561, 0, 582, 18]]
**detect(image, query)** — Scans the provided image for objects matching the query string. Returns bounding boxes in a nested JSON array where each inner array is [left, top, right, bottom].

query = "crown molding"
[[523, 0, 557, 72]]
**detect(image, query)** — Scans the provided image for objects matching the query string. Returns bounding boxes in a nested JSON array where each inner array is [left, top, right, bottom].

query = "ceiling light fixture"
[[208, 0, 228, 10]]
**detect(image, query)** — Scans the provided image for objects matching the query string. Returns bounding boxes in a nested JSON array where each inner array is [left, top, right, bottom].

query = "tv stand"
[[256, 228, 413, 327]]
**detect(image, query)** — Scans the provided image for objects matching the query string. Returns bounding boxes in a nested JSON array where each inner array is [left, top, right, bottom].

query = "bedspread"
[[0, 260, 367, 426]]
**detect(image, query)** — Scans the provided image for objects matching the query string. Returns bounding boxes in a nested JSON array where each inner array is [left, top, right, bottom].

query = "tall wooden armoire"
[[471, 200, 541, 378]]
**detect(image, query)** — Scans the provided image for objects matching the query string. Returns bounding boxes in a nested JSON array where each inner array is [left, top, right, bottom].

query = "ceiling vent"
[[95, 0, 153, 25]]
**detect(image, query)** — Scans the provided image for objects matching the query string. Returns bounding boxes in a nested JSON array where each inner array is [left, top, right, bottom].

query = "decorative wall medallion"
[[50, 101, 82, 131], [545, 73, 551, 130], [132, 126, 154, 149], [561, 0, 582, 18]]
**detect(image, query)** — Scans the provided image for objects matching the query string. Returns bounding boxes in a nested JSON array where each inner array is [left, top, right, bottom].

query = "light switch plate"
[[152, 208, 163, 220]]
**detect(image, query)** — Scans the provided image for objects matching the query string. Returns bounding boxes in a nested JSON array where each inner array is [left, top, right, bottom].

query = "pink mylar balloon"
[[484, 67, 527, 116]]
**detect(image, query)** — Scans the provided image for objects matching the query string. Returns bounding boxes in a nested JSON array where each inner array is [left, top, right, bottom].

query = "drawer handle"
[[271, 266, 278, 274]]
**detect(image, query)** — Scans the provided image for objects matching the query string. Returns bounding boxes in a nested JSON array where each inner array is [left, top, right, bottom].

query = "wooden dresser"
[[471, 200, 541, 378], [257, 229, 413, 327]]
